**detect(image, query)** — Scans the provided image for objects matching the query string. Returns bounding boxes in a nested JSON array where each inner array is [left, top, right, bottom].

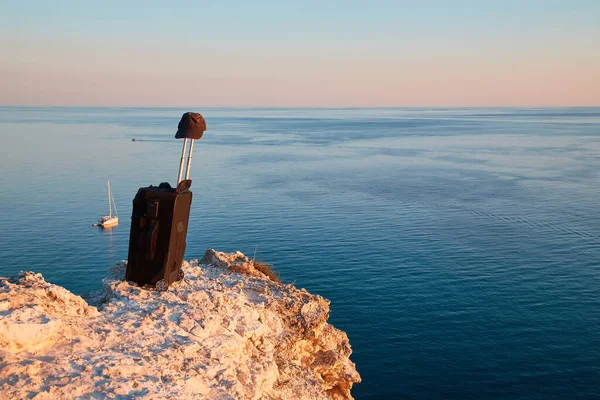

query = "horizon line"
[[1, 104, 599, 109]]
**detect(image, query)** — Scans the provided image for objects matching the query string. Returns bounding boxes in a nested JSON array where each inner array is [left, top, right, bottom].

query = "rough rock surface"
[[0, 249, 360, 399]]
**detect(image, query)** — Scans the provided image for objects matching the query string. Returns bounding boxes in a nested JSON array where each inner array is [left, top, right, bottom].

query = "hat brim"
[[175, 128, 204, 140]]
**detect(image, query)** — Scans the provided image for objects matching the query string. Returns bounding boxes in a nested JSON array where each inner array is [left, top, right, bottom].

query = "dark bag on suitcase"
[[126, 112, 205, 291]]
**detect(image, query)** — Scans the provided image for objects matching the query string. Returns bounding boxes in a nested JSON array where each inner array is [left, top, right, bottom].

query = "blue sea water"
[[0, 106, 599, 399]]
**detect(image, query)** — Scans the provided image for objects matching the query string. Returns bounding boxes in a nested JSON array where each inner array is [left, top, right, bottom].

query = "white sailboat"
[[97, 181, 119, 228]]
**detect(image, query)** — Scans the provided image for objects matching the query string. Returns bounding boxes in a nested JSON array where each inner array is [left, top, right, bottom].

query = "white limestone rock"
[[0, 249, 361, 399]]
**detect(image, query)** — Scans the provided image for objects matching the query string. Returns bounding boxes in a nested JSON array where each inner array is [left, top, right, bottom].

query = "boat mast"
[[108, 181, 112, 218]]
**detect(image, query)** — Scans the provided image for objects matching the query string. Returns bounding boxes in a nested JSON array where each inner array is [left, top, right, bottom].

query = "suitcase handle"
[[176, 179, 192, 193], [177, 138, 198, 185]]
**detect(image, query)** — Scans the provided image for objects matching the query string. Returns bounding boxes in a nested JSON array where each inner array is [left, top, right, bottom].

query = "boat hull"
[[99, 217, 119, 227]]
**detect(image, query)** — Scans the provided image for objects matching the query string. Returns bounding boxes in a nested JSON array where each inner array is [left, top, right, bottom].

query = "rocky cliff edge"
[[0, 249, 360, 399]]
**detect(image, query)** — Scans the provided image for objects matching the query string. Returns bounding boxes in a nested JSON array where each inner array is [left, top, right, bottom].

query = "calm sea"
[[1, 107, 599, 399]]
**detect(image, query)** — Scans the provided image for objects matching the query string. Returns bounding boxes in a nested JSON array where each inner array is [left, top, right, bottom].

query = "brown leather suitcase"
[[125, 112, 205, 291], [125, 180, 192, 290]]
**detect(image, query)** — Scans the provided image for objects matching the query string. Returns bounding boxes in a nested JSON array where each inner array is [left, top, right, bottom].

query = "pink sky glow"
[[1, 23, 599, 107]]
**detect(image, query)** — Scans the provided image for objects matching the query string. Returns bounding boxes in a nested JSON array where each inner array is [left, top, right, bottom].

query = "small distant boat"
[[95, 181, 119, 228], [132, 138, 137, 142]]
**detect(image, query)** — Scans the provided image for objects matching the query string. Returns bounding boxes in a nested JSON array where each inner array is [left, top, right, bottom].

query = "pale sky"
[[1, 0, 599, 107]]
